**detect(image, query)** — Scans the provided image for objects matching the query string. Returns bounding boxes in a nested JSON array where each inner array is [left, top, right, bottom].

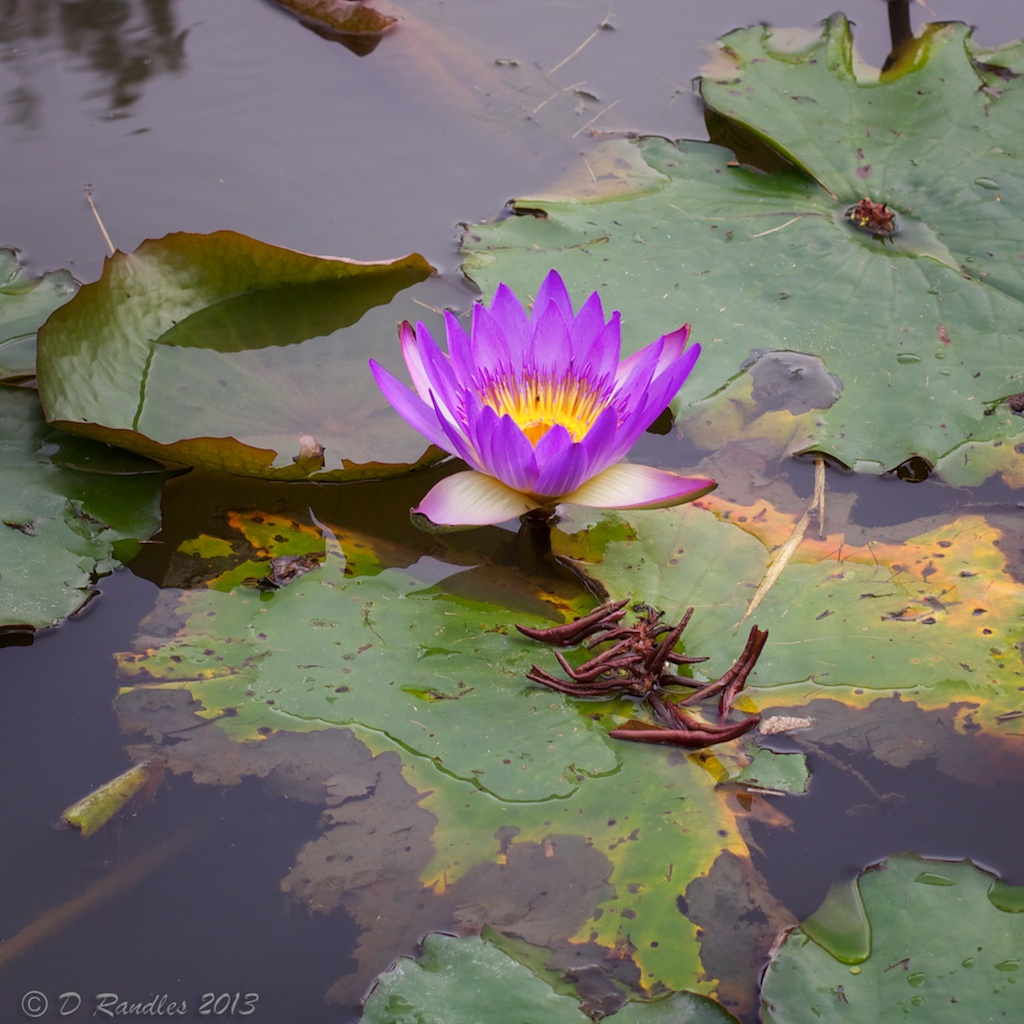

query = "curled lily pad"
[[36, 231, 441, 481], [58, 758, 165, 837]]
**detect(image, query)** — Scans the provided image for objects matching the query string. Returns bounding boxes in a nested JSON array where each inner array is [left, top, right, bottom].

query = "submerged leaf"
[[733, 748, 809, 794], [36, 231, 441, 481]]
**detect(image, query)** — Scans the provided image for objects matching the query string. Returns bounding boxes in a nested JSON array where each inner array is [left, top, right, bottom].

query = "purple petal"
[[637, 339, 700, 412], [369, 360, 456, 454], [615, 324, 692, 384], [470, 303, 525, 382], [488, 283, 531, 364], [571, 404, 621, 477], [577, 310, 622, 383], [403, 317, 464, 417], [621, 335, 666, 386], [649, 338, 700, 401], [530, 434, 593, 499], [532, 269, 575, 326], [568, 290, 607, 355], [442, 310, 476, 385], [414, 471, 540, 529], [429, 392, 485, 471], [606, 343, 702, 461], [646, 324, 692, 377], [466, 404, 538, 492], [398, 321, 434, 398], [529, 299, 573, 375], [560, 463, 717, 510], [610, 339, 663, 421]]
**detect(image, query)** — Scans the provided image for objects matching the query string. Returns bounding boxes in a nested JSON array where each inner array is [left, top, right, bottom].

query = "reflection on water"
[[1, 0, 185, 127]]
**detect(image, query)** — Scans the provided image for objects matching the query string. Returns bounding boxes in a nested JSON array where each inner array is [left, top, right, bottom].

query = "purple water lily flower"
[[370, 270, 716, 529]]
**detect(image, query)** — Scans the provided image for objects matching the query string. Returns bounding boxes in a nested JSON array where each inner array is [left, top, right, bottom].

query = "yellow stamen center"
[[480, 370, 608, 446]]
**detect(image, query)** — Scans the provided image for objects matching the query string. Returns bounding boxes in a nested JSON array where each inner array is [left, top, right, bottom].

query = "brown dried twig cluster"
[[516, 599, 766, 750]]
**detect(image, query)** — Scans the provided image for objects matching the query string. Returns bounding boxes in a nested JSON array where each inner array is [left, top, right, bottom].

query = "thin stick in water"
[[0, 822, 200, 971], [737, 458, 826, 626], [85, 189, 116, 256]]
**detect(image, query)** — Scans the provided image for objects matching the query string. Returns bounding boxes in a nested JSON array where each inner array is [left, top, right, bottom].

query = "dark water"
[[0, 570, 352, 1021], [3, 1, 1024, 1021], [749, 740, 1024, 923]]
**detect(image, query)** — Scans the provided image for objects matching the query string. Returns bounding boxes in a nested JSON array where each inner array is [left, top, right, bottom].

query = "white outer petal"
[[559, 463, 716, 510], [413, 471, 542, 530]]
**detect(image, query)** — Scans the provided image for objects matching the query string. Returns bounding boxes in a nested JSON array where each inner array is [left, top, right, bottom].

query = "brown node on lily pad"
[[516, 601, 766, 752], [244, 552, 325, 590], [845, 197, 896, 240]]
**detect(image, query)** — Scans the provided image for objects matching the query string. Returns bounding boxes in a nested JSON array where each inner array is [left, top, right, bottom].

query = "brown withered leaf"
[[275, 0, 397, 54]]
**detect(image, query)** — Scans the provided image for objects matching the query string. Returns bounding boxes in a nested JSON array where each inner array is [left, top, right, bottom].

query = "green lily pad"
[[733, 748, 809, 794], [564, 496, 1024, 741], [403, 733, 742, 994], [36, 231, 441, 481], [0, 385, 165, 633], [116, 516, 613, 801], [761, 853, 1024, 1022], [116, 505, 751, 995], [0, 248, 78, 383], [702, 18, 1024, 301], [361, 933, 739, 1024], [461, 16, 1024, 476], [112, 480, 1024, 995], [609, 992, 741, 1024], [361, 934, 589, 1024]]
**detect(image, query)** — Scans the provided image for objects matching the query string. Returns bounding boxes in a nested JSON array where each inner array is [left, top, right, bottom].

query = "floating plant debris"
[[517, 600, 765, 750]]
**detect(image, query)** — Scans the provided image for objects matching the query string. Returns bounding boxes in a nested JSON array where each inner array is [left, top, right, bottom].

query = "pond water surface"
[[3, 1, 1024, 1021]]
